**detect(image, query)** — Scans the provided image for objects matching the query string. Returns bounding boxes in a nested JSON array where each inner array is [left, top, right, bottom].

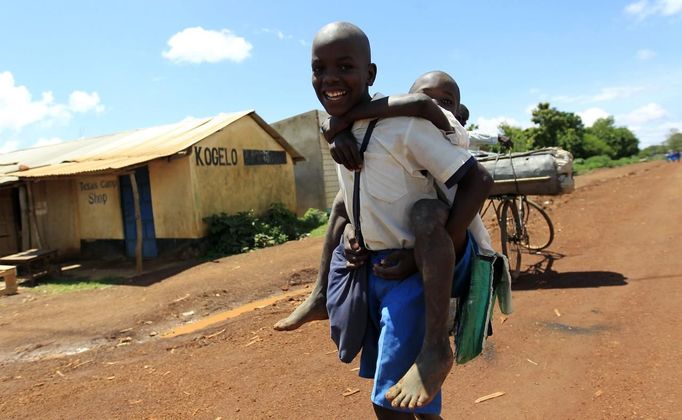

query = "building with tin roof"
[[0, 111, 303, 260]]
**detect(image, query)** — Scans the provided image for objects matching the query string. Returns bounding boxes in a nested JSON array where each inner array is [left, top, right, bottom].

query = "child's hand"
[[330, 130, 363, 171], [343, 223, 368, 268], [373, 250, 417, 280], [498, 134, 513, 149], [321, 116, 351, 142]]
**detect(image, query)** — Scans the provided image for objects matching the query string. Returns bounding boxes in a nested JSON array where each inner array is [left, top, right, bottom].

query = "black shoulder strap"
[[353, 119, 378, 249]]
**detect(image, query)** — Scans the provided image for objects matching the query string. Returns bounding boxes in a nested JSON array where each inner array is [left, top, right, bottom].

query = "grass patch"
[[308, 223, 328, 238], [28, 276, 124, 294], [573, 155, 642, 175]]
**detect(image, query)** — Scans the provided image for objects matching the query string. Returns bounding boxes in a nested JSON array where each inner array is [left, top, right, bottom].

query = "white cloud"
[[626, 120, 681, 148], [0, 71, 68, 131], [620, 102, 668, 125], [626, 0, 649, 16], [578, 108, 611, 127], [475, 116, 524, 134], [0, 71, 104, 136], [553, 85, 645, 104], [551, 94, 581, 104], [657, 121, 682, 132], [33, 137, 64, 148], [661, 0, 682, 14], [662, 0, 682, 16], [0, 139, 20, 154], [69, 91, 104, 113], [592, 86, 645, 102], [625, 0, 682, 19], [163, 27, 253, 64], [636, 49, 657, 60]]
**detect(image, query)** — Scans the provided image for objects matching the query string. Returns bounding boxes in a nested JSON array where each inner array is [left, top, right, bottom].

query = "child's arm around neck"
[[322, 93, 453, 143], [344, 93, 452, 132]]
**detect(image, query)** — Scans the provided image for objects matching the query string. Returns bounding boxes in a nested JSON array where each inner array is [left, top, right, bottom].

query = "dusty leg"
[[386, 199, 456, 409], [274, 190, 348, 331]]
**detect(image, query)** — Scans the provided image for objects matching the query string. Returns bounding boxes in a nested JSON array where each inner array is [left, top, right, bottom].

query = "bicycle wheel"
[[499, 198, 522, 279], [519, 198, 554, 251]]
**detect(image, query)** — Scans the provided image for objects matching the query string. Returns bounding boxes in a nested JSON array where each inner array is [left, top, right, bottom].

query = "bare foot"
[[385, 341, 453, 409], [273, 291, 328, 331]]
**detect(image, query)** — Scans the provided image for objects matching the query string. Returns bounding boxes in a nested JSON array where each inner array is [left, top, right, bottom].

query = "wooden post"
[[129, 172, 144, 273], [18, 185, 30, 251], [26, 183, 43, 249]]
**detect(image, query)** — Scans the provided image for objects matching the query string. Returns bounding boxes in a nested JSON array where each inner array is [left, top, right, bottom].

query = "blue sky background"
[[1, 0, 681, 153]]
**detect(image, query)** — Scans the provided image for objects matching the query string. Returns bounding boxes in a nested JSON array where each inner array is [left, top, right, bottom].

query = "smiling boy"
[[273, 72, 466, 334], [310, 22, 492, 419]]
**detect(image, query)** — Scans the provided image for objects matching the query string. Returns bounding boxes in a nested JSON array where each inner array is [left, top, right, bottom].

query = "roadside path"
[[1, 161, 680, 419]]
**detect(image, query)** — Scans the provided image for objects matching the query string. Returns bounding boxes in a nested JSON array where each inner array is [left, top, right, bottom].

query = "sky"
[[1, 0, 681, 154]]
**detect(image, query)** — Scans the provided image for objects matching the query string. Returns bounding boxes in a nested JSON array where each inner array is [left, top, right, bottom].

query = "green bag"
[[454, 253, 513, 365]]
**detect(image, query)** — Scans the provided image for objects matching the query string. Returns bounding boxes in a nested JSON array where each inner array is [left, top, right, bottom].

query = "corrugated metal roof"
[[2, 111, 303, 179], [0, 176, 18, 186], [1, 135, 107, 175]]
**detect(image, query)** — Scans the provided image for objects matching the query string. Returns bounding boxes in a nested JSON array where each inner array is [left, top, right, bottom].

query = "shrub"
[[573, 154, 641, 175], [203, 203, 329, 258], [262, 202, 301, 240], [300, 208, 329, 230], [204, 211, 260, 256]]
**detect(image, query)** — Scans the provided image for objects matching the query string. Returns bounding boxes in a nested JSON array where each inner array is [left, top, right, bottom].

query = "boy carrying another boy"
[[307, 22, 493, 418], [277, 70, 498, 408], [274, 70, 470, 333]]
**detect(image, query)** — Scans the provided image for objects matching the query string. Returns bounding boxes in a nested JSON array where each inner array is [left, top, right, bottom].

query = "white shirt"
[[441, 108, 471, 148], [338, 115, 475, 250], [468, 131, 499, 152]]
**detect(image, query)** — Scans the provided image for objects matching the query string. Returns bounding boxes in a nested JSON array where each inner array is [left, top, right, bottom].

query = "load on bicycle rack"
[[474, 145, 575, 279], [477, 147, 575, 196]]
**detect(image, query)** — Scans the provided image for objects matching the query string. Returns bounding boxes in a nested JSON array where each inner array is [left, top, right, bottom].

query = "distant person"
[[455, 103, 470, 127], [456, 103, 511, 150]]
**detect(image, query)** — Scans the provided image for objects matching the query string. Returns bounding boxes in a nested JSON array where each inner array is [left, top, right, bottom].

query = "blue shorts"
[[358, 233, 476, 415]]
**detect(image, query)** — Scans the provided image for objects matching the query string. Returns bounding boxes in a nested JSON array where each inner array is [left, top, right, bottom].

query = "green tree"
[[528, 102, 586, 157], [639, 144, 667, 158], [557, 128, 586, 158], [587, 117, 639, 158], [666, 129, 682, 151], [583, 132, 615, 157]]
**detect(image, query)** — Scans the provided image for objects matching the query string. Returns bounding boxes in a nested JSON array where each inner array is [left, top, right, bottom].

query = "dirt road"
[[1, 161, 680, 419]]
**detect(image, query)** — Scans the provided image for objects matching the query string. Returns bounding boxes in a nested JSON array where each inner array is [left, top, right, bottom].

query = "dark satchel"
[[326, 119, 378, 363]]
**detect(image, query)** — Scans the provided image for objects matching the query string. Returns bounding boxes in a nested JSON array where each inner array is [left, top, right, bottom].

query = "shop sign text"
[[194, 146, 238, 167]]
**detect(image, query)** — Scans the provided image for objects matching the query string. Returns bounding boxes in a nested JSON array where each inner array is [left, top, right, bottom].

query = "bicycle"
[[476, 140, 555, 278], [480, 194, 554, 278]]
